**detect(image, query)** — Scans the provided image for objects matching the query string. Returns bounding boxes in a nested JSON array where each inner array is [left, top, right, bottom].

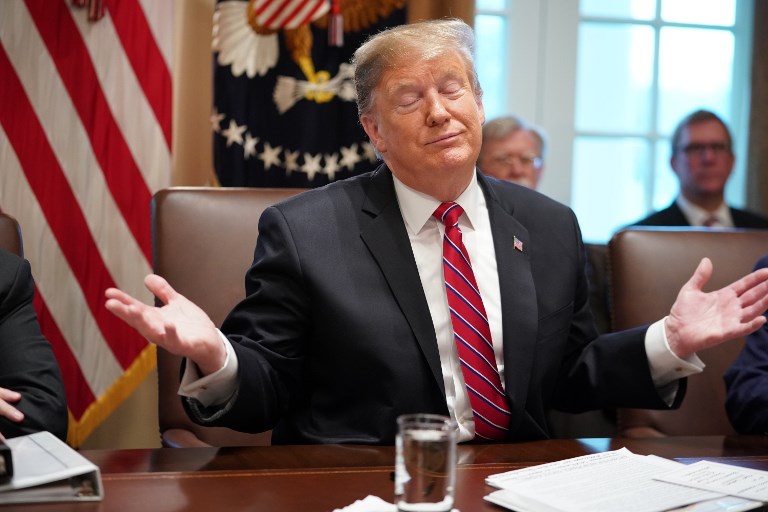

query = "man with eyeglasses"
[[478, 115, 545, 189], [629, 109, 768, 228]]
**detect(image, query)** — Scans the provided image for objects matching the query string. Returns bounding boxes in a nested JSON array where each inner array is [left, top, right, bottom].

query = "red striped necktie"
[[433, 202, 512, 440]]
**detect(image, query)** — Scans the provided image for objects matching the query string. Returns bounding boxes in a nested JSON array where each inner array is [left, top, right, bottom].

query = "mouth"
[[426, 132, 461, 146]]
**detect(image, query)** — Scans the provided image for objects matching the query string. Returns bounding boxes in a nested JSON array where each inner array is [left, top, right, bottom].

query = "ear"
[[361, 113, 386, 154], [670, 155, 681, 176], [476, 95, 485, 126]]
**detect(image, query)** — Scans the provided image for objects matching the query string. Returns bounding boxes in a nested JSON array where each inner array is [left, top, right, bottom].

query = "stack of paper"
[[485, 448, 766, 512]]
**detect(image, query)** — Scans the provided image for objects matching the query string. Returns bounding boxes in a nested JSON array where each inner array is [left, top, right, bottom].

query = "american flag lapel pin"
[[513, 236, 523, 252]]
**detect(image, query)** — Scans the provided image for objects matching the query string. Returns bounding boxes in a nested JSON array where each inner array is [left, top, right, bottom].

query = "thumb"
[[144, 274, 178, 305], [684, 257, 713, 293]]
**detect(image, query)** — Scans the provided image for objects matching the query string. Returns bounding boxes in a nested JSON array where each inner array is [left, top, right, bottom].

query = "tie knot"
[[433, 202, 464, 227]]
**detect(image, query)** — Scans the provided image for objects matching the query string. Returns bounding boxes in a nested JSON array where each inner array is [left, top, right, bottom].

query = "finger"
[[736, 288, 768, 322], [0, 387, 21, 403], [728, 267, 768, 298], [728, 314, 767, 340], [683, 257, 713, 292], [144, 274, 180, 306], [104, 286, 142, 307], [0, 399, 24, 423]]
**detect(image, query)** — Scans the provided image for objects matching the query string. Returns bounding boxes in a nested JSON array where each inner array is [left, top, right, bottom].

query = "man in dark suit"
[[629, 109, 768, 228], [105, 20, 768, 445], [0, 249, 68, 441], [725, 254, 768, 434]]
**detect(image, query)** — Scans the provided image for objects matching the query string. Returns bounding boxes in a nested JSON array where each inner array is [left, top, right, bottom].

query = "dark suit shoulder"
[[483, 175, 574, 220], [625, 203, 688, 227], [730, 207, 768, 229]]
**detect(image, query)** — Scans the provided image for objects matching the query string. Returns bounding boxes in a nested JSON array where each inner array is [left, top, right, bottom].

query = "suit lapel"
[[480, 176, 538, 421], [359, 166, 446, 394]]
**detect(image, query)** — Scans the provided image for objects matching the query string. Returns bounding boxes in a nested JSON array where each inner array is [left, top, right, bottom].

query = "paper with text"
[[485, 448, 726, 512], [655, 461, 768, 502]]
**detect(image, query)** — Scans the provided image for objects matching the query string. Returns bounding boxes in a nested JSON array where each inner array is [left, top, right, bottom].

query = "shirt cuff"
[[178, 330, 239, 407], [645, 316, 705, 388]]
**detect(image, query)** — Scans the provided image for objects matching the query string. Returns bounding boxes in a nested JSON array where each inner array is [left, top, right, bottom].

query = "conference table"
[[10, 435, 768, 511]]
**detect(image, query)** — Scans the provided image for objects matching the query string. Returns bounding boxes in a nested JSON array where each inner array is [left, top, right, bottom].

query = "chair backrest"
[[153, 187, 306, 447], [0, 212, 23, 256], [609, 227, 768, 437]]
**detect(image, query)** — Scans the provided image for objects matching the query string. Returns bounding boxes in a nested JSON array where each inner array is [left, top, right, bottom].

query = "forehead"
[[378, 51, 470, 90], [680, 120, 729, 142], [488, 130, 539, 153], [508, 130, 540, 151]]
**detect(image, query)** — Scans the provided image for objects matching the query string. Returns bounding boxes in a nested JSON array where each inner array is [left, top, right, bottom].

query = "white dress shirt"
[[180, 171, 703, 442], [676, 195, 734, 228]]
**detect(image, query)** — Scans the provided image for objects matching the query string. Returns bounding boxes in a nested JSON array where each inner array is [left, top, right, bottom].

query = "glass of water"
[[395, 413, 458, 512]]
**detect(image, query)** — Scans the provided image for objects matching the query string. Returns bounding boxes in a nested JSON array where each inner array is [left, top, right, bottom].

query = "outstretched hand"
[[104, 274, 225, 375], [665, 257, 768, 359]]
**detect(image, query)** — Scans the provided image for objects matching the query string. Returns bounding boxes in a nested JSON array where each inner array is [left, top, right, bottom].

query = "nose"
[[425, 91, 450, 126]]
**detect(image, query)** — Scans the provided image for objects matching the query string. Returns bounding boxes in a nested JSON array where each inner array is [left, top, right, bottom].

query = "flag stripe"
[[68, 3, 170, 196], [0, 124, 124, 399], [25, 0, 153, 262], [0, 44, 146, 371], [32, 293, 96, 419], [0, 3, 152, 300], [105, 0, 172, 148]]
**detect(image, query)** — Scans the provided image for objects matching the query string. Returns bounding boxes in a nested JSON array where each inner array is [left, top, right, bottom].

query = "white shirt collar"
[[675, 195, 733, 228], [392, 171, 484, 236]]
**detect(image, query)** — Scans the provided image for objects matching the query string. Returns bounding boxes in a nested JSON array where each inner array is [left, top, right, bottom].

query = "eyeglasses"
[[491, 153, 542, 168], [677, 142, 731, 158]]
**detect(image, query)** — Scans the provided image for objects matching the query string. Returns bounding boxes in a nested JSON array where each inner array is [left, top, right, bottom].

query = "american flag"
[[0, 0, 172, 446]]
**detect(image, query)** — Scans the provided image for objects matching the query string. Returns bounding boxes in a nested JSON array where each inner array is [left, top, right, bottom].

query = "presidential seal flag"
[[0, 0, 172, 446], [212, 0, 407, 187]]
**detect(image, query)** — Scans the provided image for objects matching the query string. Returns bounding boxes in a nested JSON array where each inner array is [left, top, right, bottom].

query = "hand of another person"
[[0, 387, 24, 439], [105, 274, 225, 375], [665, 257, 768, 359]]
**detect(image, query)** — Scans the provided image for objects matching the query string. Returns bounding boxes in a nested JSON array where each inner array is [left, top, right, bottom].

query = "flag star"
[[324, 153, 340, 181], [243, 133, 259, 159], [362, 142, 378, 162], [339, 143, 361, 170], [259, 142, 282, 169], [222, 119, 246, 147], [210, 109, 225, 133], [302, 152, 322, 180], [284, 150, 300, 174]]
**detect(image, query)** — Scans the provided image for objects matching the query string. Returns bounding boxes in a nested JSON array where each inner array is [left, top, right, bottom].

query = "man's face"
[[478, 129, 543, 189], [671, 120, 734, 202], [360, 52, 485, 201]]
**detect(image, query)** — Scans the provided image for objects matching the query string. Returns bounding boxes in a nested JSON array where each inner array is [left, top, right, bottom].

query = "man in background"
[[628, 109, 768, 228], [478, 115, 546, 189]]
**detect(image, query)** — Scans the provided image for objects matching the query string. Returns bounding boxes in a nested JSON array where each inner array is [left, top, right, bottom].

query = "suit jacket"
[[629, 201, 768, 228], [0, 249, 67, 440], [724, 254, 768, 434], [187, 166, 681, 444]]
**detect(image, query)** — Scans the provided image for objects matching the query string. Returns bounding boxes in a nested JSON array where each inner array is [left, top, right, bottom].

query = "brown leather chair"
[[152, 187, 306, 447], [0, 212, 23, 256], [609, 227, 768, 437]]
